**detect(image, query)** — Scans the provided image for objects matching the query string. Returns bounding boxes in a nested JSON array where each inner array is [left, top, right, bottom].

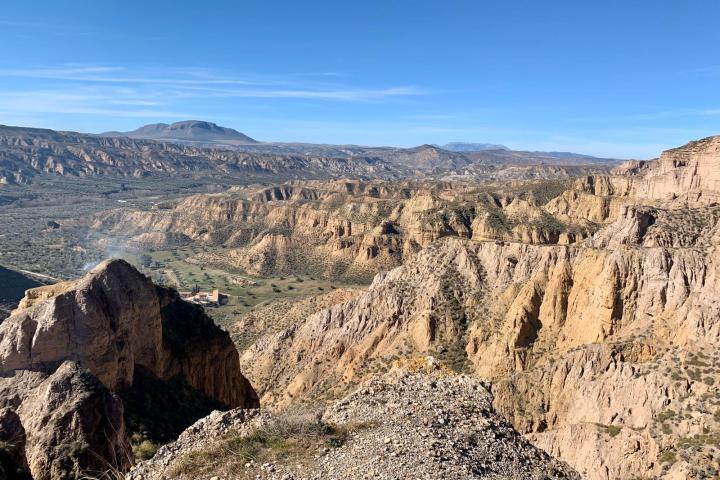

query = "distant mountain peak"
[[102, 120, 257, 144], [440, 142, 509, 152]]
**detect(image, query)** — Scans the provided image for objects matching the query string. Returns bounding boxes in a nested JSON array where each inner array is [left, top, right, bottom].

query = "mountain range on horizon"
[[0, 122, 624, 185], [438, 142, 510, 152], [99, 120, 624, 162]]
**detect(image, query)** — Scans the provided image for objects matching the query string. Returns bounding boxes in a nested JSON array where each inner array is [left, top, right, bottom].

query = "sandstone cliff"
[[0, 260, 258, 479], [240, 220, 720, 478], [92, 179, 600, 282], [189, 135, 720, 478]]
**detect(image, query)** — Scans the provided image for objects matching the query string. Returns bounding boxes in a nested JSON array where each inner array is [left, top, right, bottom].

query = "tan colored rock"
[[632, 136, 720, 203], [3, 259, 164, 390], [527, 423, 660, 480], [17, 361, 131, 480], [0, 259, 258, 408], [0, 260, 259, 480], [92, 180, 599, 283]]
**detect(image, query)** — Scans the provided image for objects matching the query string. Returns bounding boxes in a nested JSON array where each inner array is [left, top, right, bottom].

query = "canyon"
[[138, 134, 720, 478], [1, 127, 719, 479]]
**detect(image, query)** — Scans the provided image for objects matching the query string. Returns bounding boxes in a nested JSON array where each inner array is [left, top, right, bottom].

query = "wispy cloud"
[[194, 85, 425, 101], [569, 108, 720, 123], [0, 65, 264, 86], [0, 65, 428, 120], [0, 88, 195, 119], [0, 64, 425, 97]]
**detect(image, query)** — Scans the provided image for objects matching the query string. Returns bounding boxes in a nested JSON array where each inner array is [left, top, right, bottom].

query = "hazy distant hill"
[[0, 124, 396, 184], [0, 123, 620, 185], [103, 120, 258, 144], [440, 142, 509, 152], [464, 149, 619, 166]]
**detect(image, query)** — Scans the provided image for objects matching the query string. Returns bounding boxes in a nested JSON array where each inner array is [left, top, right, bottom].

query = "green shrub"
[[658, 450, 676, 465]]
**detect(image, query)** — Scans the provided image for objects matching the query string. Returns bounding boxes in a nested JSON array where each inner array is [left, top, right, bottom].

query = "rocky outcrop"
[[527, 423, 660, 480], [242, 233, 720, 397], [588, 205, 657, 248], [575, 135, 720, 207], [239, 228, 720, 477], [128, 368, 579, 479], [2, 260, 164, 390], [17, 362, 130, 480], [0, 259, 257, 407], [239, 238, 488, 405], [0, 260, 258, 479], [629, 135, 720, 203]]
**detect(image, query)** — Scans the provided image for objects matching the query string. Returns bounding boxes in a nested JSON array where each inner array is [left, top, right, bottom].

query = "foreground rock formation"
[[129, 367, 579, 479], [0, 260, 258, 479]]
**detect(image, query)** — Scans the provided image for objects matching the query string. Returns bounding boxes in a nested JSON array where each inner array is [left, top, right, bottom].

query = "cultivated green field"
[[116, 246, 360, 329]]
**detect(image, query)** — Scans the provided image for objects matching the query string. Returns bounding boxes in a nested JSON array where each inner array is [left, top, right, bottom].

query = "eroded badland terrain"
[[1, 123, 719, 479]]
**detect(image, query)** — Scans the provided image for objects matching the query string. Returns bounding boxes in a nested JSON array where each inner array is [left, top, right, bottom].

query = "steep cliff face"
[[0, 260, 257, 407], [2, 260, 164, 390], [158, 291, 258, 407], [239, 227, 720, 477], [576, 135, 720, 207], [0, 260, 258, 479], [630, 135, 720, 203], [239, 238, 487, 405], [242, 235, 720, 393]]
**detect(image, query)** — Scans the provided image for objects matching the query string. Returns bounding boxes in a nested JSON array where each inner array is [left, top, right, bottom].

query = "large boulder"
[[0, 259, 257, 408], [0, 260, 258, 479], [1, 260, 164, 390], [16, 362, 130, 480]]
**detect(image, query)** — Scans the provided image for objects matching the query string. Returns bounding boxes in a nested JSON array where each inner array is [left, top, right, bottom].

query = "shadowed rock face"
[[0, 260, 258, 479], [158, 288, 259, 408], [0, 407, 31, 479]]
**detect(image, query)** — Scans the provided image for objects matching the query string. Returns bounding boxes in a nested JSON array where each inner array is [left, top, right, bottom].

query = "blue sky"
[[1, 1, 719, 158]]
